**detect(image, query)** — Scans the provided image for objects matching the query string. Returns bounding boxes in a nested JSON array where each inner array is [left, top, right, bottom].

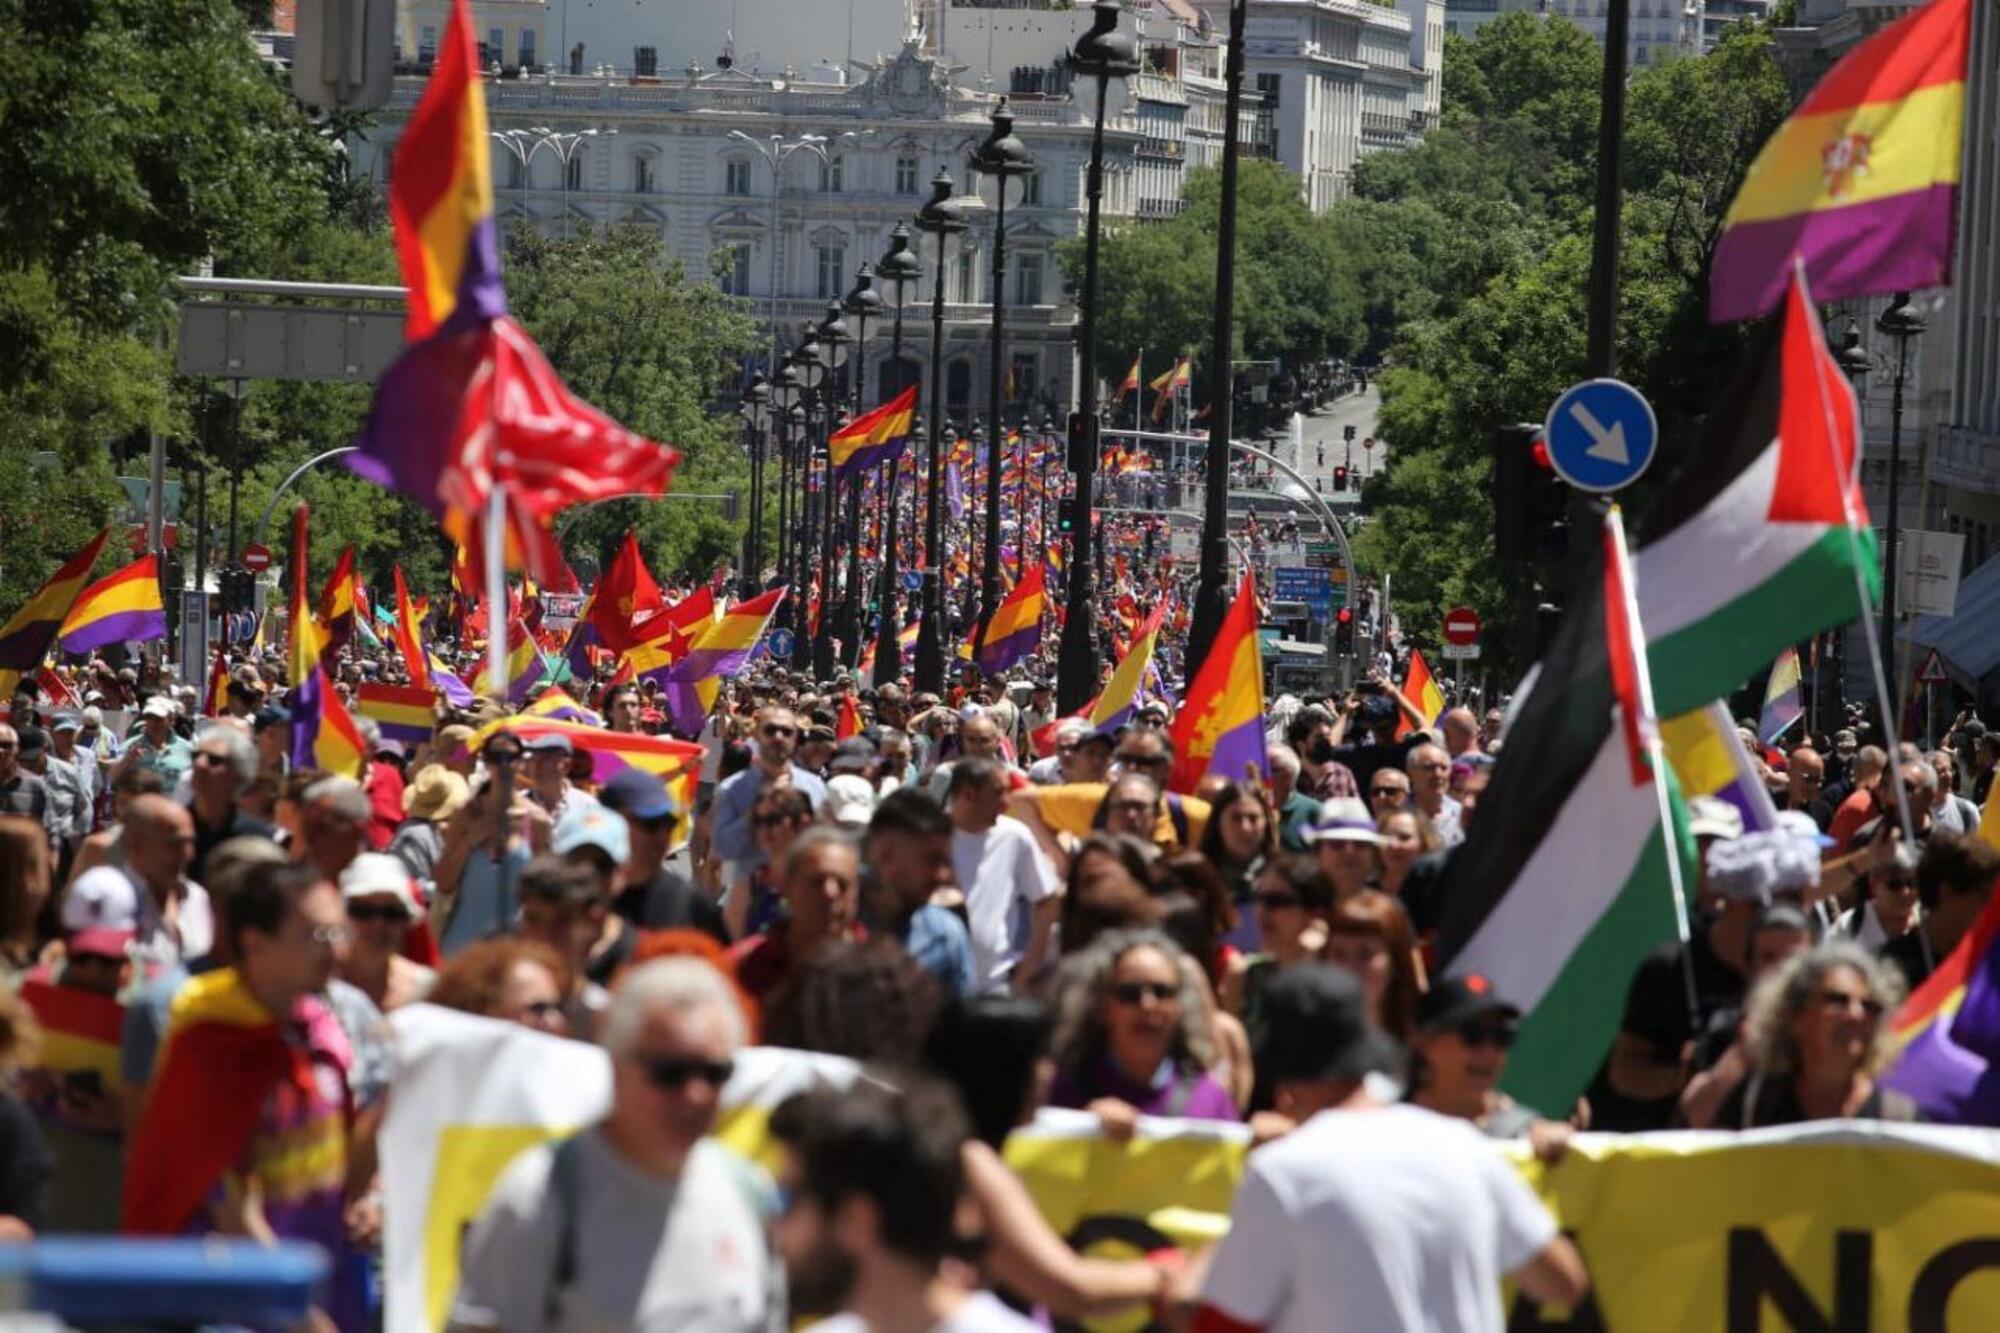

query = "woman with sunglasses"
[[1715, 941, 1917, 1128], [1406, 977, 1573, 1162], [728, 786, 814, 941], [1045, 929, 1238, 1125], [337, 853, 435, 1012]]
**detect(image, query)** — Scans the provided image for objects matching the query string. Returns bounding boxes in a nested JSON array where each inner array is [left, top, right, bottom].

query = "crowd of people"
[[0, 639, 1990, 1331]]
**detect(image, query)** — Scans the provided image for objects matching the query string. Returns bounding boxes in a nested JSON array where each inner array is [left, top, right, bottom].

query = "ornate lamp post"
[[814, 302, 852, 680], [739, 372, 770, 597], [788, 334, 825, 669], [770, 360, 801, 590], [1875, 292, 1926, 700], [841, 267, 884, 667], [913, 171, 967, 693], [874, 224, 923, 685], [1056, 0, 1138, 712], [968, 100, 1035, 652]]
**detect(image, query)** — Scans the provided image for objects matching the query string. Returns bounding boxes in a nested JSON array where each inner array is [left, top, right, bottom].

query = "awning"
[[1905, 551, 2000, 686]]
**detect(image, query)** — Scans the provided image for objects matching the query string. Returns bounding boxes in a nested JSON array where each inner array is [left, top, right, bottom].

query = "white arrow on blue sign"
[[767, 628, 796, 659], [1543, 378, 1658, 494], [903, 571, 923, 592]]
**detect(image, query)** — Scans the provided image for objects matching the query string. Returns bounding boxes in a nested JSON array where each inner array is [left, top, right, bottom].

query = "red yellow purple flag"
[[0, 529, 109, 674], [973, 564, 1047, 676], [830, 386, 918, 482], [1168, 570, 1266, 794], [392, 566, 431, 693], [1393, 648, 1447, 740], [1710, 0, 1967, 323], [290, 666, 368, 779], [287, 505, 327, 689], [56, 555, 167, 653]]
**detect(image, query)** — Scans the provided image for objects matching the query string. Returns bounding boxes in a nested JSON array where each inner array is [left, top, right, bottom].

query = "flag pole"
[[1606, 504, 1701, 1033], [484, 482, 517, 930]]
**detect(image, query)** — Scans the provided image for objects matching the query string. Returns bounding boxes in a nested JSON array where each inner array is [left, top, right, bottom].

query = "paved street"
[[1286, 384, 1382, 491]]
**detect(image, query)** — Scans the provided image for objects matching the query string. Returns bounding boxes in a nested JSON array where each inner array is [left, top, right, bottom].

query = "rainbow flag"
[[56, 554, 166, 652], [291, 666, 368, 778], [1395, 648, 1447, 740], [0, 528, 109, 674], [393, 566, 431, 693], [355, 682, 438, 746], [1709, 0, 1967, 323], [1661, 701, 1781, 836], [20, 975, 124, 1093], [1168, 571, 1265, 793], [658, 589, 787, 734], [973, 564, 1047, 676], [1883, 886, 2000, 1123], [830, 385, 918, 482], [1758, 646, 1805, 745]]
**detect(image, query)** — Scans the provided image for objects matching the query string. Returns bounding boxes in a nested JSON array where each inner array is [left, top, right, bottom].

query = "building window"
[[419, 25, 437, 62], [1013, 252, 1044, 306], [1007, 353, 1038, 403], [486, 27, 504, 65], [633, 156, 655, 194], [726, 158, 752, 195], [566, 151, 584, 191], [719, 244, 753, 296], [816, 244, 847, 300], [896, 155, 920, 195], [634, 45, 658, 77], [506, 154, 525, 189], [1255, 72, 1281, 108], [819, 155, 843, 193], [519, 29, 536, 68], [956, 247, 977, 303], [1021, 172, 1043, 206]]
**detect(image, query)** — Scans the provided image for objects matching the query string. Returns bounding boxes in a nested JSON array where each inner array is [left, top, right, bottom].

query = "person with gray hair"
[[1714, 940, 1915, 1128], [1266, 743, 1323, 852], [455, 957, 781, 1332], [1925, 749, 1983, 836], [187, 724, 274, 883], [301, 776, 371, 884]]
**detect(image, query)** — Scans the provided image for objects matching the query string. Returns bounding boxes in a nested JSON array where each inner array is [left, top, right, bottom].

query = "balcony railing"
[[1933, 425, 2000, 497]]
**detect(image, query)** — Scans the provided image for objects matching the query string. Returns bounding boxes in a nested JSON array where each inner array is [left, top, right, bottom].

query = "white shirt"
[[811, 1292, 1037, 1333], [951, 817, 1058, 992], [1201, 1104, 1556, 1333], [455, 1131, 781, 1333]]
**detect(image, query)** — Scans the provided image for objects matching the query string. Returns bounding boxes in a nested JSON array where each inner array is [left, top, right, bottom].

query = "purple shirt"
[[1048, 1053, 1239, 1123]]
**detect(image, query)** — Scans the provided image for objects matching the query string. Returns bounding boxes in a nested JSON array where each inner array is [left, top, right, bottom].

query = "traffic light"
[[1334, 606, 1355, 654], [1343, 424, 1357, 443], [1493, 423, 1567, 566], [1066, 411, 1096, 473], [1057, 495, 1077, 537], [1333, 465, 1349, 492]]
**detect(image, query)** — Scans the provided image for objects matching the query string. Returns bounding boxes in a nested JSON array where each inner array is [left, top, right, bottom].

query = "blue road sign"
[[1272, 566, 1334, 617], [767, 628, 796, 659], [902, 570, 923, 592], [1543, 378, 1658, 493]]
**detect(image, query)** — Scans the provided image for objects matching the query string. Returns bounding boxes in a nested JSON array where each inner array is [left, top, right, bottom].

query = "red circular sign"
[[1362, 435, 1377, 450], [1443, 606, 1481, 646], [242, 543, 273, 572]]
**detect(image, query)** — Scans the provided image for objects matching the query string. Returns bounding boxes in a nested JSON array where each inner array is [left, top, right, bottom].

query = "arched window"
[[565, 150, 585, 192]]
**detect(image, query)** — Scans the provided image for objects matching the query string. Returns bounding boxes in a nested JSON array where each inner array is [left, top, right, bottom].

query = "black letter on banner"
[[1726, 1227, 1871, 1333], [1908, 1237, 2000, 1332], [1508, 1232, 1605, 1331]]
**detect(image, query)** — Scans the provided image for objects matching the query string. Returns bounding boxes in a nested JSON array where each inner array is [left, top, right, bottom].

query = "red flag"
[[835, 693, 863, 741], [317, 547, 357, 667], [36, 667, 79, 713], [591, 533, 664, 657], [1602, 506, 1656, 788]]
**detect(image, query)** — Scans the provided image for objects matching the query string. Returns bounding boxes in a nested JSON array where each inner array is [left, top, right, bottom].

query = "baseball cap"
[[49, 712, 81, 734], [597, 768, 680, 823], [1686, 795, 1744, 842], [522, 732, 574, 755], [829, 737, 877, 775], [339, 852, 421, 916], [62, 867, 141, 957], [1258, 964, 1399, 1084], [1415, 974, 1521, 1035], [254, 705, 291, 731], [140, 696, 176, 720], [373, 738, 406, 761], [552, 803, 631, 865], [1833, 729, 1859, 751], [1304, 797, 1385, 847], [824, 773, 878, 828]]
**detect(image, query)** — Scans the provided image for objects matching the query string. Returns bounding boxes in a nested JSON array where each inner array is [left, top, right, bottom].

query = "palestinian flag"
[[1637, 265, 1877, 717], [1434, 528, 1694, 1115]]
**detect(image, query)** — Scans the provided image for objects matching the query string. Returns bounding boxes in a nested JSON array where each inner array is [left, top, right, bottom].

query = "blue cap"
[[597, 768, 680, 823], [552, 803, 631, 865]]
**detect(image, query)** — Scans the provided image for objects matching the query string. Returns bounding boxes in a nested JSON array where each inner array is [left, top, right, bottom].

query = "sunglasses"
[[1457, 1021, 1518, 1050], [1117, 752, 1168, 767], [1818, 989, 1884, 1018], [1111, 980, 1178, 1006], [1367, 785, 1406, 799], [347, 902, 410, 925], [761, 724, 797, 739], [641, 1055, 736, 1091], [1253, 890, 1303, 911]]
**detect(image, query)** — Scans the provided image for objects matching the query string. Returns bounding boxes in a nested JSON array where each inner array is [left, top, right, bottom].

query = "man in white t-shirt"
[[773, 1078, 1037, 1333], [1195, 966, 1587, 1333], [946, 757, 1059, 993]]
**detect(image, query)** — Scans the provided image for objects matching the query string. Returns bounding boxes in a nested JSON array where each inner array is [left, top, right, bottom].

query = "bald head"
[[1786, 746, 1824, 809], [124, 795, 194, 892], [1440, 708, 1479, 757]]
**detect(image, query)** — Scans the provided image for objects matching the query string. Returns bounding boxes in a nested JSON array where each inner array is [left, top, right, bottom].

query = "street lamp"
[[789, 334, 826, 669], [489, 125, 616, 239], [1056, 0, 1138, 713], [841, 266, 885, 667], [968, 99, 1035, 653], [814, 303, 852, 680], [726, 129, 873, 369], [770, 360, 801, 590], [740, 372, 770, 598], [1875, 291, 1925, 700], [874, 224, 923, 686], [913, 170, 968, 693]]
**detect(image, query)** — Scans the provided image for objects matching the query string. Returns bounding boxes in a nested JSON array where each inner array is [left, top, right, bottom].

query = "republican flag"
[[204, 648, 230, 719], [1167, 571, 1267, 794], [0, 528, 109, 674], [522, 686, 603, 728], [859, 618, 921, 687], [972, 564, 1047, 677], [1116, 354, 1142, 400], [290, 666, 368, 779], [623, 588, 718, 685], [657, 588, 788, 735], [1883, 885, 2000, 1123], [1661, 701, 1781, 837], [392, 566, 431, 693], [21, 975, 124, 1096], [1758, 645, 1805, 745], [473, 618, 548, 704], [286, 505, 327, 689], [318, 547, 357, 666], [1711, 0, 1967, 323], [1394, 649, 1446, 741], [345, 0, 678, 585], [1636, 265, 1875, 717], [831, 386, 918, 482], [56, 555, 167, 653], [427, 652, 477, 709], [1030, 604, 1167, 755], [354, 682, 438, 747], [835, 693, 863, 741]]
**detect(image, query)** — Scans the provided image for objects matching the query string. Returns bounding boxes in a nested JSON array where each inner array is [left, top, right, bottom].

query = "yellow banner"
[[1005, 1115, 2000, 1330]]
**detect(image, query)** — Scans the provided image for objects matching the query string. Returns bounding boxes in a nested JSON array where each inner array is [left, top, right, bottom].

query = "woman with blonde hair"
[[1717, 940, 1915, 1128]]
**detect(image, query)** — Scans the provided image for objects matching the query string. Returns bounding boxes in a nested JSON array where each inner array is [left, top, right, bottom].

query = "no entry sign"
[[1444, 606, 1481, 646]]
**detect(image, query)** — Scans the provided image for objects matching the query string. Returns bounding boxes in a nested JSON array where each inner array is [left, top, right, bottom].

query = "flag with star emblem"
[[1167, 571, 1266, 794]]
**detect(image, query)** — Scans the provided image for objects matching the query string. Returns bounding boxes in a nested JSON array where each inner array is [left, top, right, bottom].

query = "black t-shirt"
[[0, 1092, 50, 1231], [1328, 734, 1423, 796], [1586, 925, 1745, 1132], [1713, 1075, 1921, 1130], [1882, 927, 1938, 995], [612, 868, 730, 945], [584, 916, 636, 988], [189, 806, 277, 883]]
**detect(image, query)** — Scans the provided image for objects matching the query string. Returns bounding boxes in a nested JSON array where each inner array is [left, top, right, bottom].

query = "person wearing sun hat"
[[338, 852, 435, 1011], [1304, 796, 1385, 903], [388, 765, 472, 889]]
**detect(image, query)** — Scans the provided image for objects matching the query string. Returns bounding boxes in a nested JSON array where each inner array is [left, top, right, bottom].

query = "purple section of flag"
[[834, 436, 908, 484], [1710, 184, 1957, 324], [290, 669, 326, 772], [946, 461, 966, 522], [60, 609, 167, 653], [664, 681, 709, 737], [343, 309, 492, 517], [1883, 936, 2000, 1125], [1207, 714, 1271, 785], [975, 624, 1040, 676], [430, 660, 475, 709]]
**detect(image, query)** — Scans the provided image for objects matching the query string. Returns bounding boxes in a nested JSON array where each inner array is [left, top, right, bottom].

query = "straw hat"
[[403, 764, 472, 822]]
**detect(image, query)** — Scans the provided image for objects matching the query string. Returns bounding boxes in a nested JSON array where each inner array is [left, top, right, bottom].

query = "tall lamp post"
[[913, 171, 967, 693], [1187, 0, 1249, 668], [1875, 291, 1925, 703], [770, 361, 801, 591], [841, 269, 883, 667], [490, 125, 615, 240], [789, 334, 825, 668], [874, 224, 922, 684], [968, 100, 1035, 650], [739, 372, 770, 597], [726, 129, 872, 369], [814, 303, 852, 680], [1056, 0, 1138, 713]]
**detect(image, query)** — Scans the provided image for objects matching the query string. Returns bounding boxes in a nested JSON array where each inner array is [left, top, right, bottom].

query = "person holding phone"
[[432, 735, 552, 957]]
